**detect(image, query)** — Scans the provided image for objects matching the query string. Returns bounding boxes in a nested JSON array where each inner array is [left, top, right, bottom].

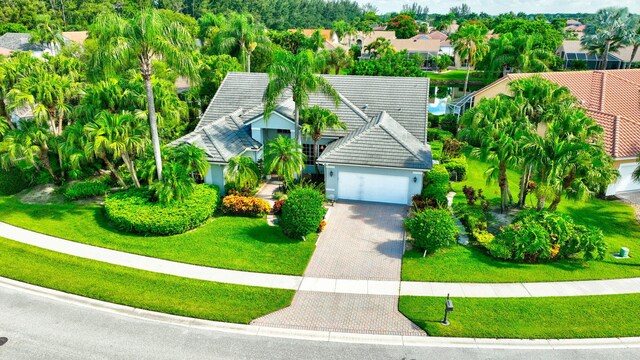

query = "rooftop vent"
[[362, 104, 369, 110]]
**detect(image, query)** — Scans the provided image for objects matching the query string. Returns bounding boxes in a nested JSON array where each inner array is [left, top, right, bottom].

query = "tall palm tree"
[[215, 13, 269, 73], [300, 106, 346, 174], [581, 7, 635, 70], [450, 24, 488, 95], [364, 37, 395, 58], [30, 15, 65, 56], [627, 23, 640, 69], [327, 47, 353, 75], [90, 9, 198, 181], [225, 155, 261, 190], [263, 50, 340, 143], [264, 136, 306, 186]]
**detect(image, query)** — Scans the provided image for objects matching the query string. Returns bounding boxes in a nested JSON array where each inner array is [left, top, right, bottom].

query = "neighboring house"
[[3, 100, 34, 125], [471, 69, 640, 195], [61, 31, 89, 45], [172, 72, 433, 205], [289, 29, 342, 50], [556, 40, 638, 70], [357, 31, 442, 67], [0, 33, 48, 58]]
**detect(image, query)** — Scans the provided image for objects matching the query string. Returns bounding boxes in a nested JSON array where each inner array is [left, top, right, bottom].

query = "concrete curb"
[[2, 277, 639, 349]]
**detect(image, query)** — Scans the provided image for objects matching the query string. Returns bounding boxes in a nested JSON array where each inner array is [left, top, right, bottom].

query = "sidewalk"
[[2, 221, 640, 298]]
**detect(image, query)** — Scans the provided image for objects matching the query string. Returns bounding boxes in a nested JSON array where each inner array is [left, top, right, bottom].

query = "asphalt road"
[[1, 285, 639, 360]]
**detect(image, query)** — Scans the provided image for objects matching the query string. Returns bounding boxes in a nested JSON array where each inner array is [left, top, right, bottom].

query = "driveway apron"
[[252, 202, 425, 336]]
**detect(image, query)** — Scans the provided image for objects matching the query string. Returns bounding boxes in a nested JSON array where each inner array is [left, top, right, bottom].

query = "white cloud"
[[360, 0, 640, 15]]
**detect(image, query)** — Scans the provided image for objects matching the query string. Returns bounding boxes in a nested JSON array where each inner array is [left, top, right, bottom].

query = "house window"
[[302, 144, 326, 165], [276, 129, 290, 135]]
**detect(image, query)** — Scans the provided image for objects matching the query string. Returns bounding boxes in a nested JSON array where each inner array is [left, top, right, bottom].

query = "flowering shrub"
[[318, 220, 327, 232], [221, 195, 271, 217]]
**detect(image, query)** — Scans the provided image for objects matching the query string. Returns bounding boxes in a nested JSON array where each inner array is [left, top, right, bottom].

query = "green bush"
[[428, 113, 440, 128], [489, 210, 607, 262], [440, 114, 458, 135], [105, 184, 219, 236], [443, 156, 468, 181], [422, 165, 450, 206], [427, 128, 453, 141], [280, 186, 326, 240], [405, 209, 457, 254], [64, 181, 110, 200], [0, 167, 31, 195], [454, 203, 493, 244]]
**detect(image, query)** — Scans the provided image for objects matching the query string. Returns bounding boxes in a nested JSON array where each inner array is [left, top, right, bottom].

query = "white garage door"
[[613, 163, 640, 193], [337, 171, 409, 205]]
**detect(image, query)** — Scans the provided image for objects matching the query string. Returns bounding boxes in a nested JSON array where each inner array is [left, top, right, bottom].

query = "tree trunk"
[[141, 56, 163, 181], [39, 151, 57, 182], [548, 195, 562, 212], [463, 53, 471, 95], [602, 41, 611, 70], [57, 110, 65, 136], [122, 152, 141, 188], [335, 65, 340, 75], [247, 51, 251, 73], [629, 45, 639, 69], [498, 162, 509, 213], [102, 154, 127, 189], [536, 196, 546, 211], [313, 140, 320, 175], [294, 105, 301, 144], [517, 165, 532, 208]]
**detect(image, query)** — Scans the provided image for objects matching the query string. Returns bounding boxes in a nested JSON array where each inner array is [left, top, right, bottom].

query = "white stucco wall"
[[323, 164, 424, 205], [204, 164, 226, 194]]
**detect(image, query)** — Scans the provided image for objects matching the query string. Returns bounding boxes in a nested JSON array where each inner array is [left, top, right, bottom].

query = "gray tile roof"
[[317, 111, 433, 169], [197, 72, 429, 142], [172, 109, 261, 163], [0, 33, 45, 52], [187, 72, 431, 168]]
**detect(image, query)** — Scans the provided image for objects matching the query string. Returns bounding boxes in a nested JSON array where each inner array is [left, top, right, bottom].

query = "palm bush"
[[225, 155, 260, 191], [264, 136, 306, 186]]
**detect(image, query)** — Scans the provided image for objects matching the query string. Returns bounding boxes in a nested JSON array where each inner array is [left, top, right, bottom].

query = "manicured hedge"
[[443, 156, 468, 181], [0, 167, 30, 195], [405, 208, 457, 254], [427, 128, 453, 141], [422, 165, 450, 206], [105, 184, 219, 236], [64, 181, 110, 200], [221, 195, 271, 217], [280, 186, 326, 240]]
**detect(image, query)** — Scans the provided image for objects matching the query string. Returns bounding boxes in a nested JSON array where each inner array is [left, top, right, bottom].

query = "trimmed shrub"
[[280, 186, 326, 240], [440, 114, 458, 135], [428, 113, 440, 128], [0, 167, 31, 195], [405, 208, 457, 254], [430, 141, 443, 161], [427, 128, 453, 141], [489, 210, 607, 262], [221, 195, 271, 217], [64, 181, 110, 200], [105, 184, 219, 236], [443, 156, 468, 181], [422, 165, 450, 207]]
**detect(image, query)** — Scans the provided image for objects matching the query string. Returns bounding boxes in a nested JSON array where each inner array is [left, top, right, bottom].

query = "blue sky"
[[361, 0, 640, 15]]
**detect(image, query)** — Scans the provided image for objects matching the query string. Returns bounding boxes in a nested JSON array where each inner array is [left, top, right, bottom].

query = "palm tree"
[[263, 50, 340, 143], [633, 154, 640, 183], [460, 96, 524, 212], [627, 23, 640, 69], [481, 32, 556, 80], [30, 15, 65, 56], [325, 47, 352, 74], [0, 121, 56, 181], [90, 9, 198, 181], [214, 13, 269, 73], [364, 37, 395, 58], [83, 112, 128, 188], [264, 136, 306, 186], [225, 155, 260, 190], [300, 106, 346, 174], [581, 7, 635, 70], [0, 53, 43, 129], [450, 24, 488, 95]]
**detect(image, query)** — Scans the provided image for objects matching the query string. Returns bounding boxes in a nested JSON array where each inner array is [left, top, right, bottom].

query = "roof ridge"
[[377, 112, 424, 160], [318, 114, 381, 160], [602, 71, 640, 88], [202, 126, 227, 161]]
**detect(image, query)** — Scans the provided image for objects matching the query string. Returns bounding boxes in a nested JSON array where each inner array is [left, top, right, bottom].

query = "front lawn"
[[400, 295, 640, 338], [0, 196, 316, 275], [402, 156, 640, 282], [0, 237, 293, 324], [425, 70, 484, 83]]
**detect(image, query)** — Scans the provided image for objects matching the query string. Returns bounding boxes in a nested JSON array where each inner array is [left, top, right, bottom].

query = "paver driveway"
[[304, 202, 408, 281], [253, 202, 425, 336]]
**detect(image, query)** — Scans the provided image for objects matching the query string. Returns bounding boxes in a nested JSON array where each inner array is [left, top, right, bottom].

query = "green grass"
[[425, 70, 484, 82], [0, 236, 293, 324], [0, 196, 316, 275], [400, 295, 640, 338], [402, 155, 640, 282]]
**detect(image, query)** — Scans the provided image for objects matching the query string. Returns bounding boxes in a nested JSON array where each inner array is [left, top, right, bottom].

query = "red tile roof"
[[480, 69, 640, 159]]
